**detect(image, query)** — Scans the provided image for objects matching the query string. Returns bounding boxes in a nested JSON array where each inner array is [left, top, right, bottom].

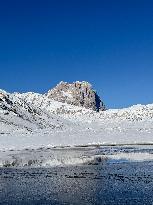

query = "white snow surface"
[[0, 89, 153, 151]]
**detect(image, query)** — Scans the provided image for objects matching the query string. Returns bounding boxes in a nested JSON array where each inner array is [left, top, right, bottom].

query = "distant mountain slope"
[[0, 89, 67, 134], [0, 84, 153, 150]]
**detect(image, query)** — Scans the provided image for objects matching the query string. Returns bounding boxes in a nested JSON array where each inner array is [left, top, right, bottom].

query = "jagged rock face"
[[46, 81, 105, 111]]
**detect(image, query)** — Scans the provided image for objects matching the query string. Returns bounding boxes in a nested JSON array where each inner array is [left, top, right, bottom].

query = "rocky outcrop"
[[46, 81, 105, 111]]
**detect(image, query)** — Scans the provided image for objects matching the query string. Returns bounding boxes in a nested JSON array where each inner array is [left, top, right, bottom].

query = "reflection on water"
[[0, 146, 153, 205]]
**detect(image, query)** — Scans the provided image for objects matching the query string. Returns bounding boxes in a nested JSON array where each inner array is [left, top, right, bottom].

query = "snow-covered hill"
[[0, 87, 153, 151]]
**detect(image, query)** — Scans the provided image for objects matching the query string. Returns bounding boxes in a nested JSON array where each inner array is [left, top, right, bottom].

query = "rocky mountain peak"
[[46, 81, 105, 111]]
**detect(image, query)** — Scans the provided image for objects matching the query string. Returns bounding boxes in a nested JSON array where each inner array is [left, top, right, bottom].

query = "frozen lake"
[[0, 145, 153, 205]]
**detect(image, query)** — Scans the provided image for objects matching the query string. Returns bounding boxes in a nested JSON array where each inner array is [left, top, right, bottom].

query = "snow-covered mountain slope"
[[0, 88, 153, 150]]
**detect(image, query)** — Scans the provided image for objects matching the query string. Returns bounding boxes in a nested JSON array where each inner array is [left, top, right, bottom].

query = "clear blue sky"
[[0, 0, 153, 108]]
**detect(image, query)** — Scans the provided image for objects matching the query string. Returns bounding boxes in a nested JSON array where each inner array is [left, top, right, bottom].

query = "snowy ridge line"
[[0, 87, 153, 150], [1, 88, 153, 122]]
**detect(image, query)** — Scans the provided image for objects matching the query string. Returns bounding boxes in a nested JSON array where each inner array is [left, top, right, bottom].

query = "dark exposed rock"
[[46, 81, 105, 111]]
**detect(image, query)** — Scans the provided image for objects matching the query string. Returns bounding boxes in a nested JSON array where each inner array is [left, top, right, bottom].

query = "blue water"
[[0, 146, 153, 205], [0, 162, 153, 204]]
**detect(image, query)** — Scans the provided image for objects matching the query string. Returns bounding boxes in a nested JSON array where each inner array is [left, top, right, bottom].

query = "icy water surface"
[[0, 145, 153, 205]]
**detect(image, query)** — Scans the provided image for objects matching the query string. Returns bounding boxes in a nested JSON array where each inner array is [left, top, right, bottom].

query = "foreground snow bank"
[[1, 145, 153, 168], [0, 126, 153, 151]]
